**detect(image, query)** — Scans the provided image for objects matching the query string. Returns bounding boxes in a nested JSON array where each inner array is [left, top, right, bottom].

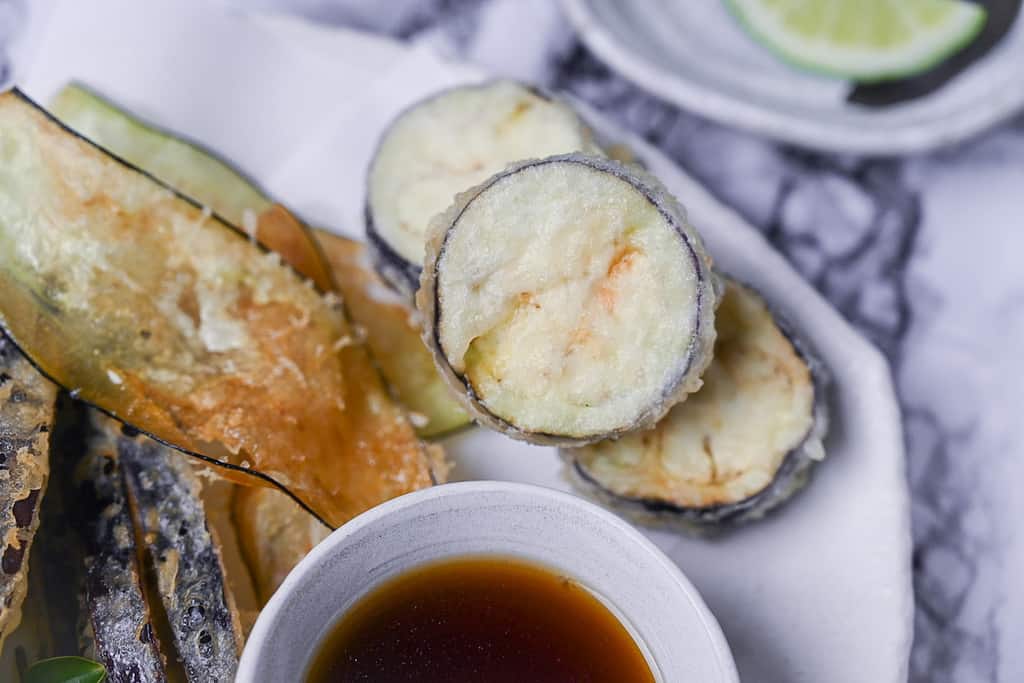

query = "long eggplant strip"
[[49, 83, 271, 228], [0, 89, 432, 528], [252, 205, 470, 439], [314, 230, 471, 437], [198, 478, 261, 638], [49, 82, 465, 438], [73, 409, 167, 683], [49, 81, 456, 439], [0, 335, 57, 655], [254, 205, 337, 293], [232, 486, 329, 606], [119, 423, 240, 682]]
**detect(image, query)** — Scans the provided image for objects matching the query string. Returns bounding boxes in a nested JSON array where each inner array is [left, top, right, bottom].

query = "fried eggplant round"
[[366, 80, 601, 296], [563, 279, 829, 530], [418, 154, 718, 446]]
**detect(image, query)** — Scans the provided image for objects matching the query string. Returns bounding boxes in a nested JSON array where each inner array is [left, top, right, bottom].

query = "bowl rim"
[[237, 480, 739, 682]]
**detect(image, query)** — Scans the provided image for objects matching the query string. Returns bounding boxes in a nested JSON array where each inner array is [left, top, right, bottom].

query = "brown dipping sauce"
[[306, 556, 656, 683]]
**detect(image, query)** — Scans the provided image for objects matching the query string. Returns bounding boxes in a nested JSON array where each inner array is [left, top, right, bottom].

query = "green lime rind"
[[723, 0, 988, 83]]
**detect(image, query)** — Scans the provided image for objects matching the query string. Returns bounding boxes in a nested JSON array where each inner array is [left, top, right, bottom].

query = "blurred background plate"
[[562, 0, 1024, 153]]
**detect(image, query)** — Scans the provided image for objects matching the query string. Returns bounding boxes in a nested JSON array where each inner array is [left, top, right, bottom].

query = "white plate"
[[12, 2, 912, 681], [562, 0, 1024, 154]]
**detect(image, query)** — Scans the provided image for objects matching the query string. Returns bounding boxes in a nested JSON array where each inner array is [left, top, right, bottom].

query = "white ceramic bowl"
[[237, 481, 738, 682]]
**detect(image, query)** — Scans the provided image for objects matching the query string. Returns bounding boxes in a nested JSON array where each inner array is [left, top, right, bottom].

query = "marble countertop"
[[6, 0, 1020, 680], [236, 2, 1021, 680]]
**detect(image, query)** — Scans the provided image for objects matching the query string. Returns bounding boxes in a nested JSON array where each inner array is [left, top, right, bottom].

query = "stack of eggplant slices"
[[374, 80, 829, 526], [0, 79, 828, 680]]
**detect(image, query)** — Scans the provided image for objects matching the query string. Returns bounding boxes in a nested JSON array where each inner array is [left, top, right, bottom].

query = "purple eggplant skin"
[[38, 400, 241, 682], [119, 431, 240, 683], [418, 153, 718, 447], [76, 412, 167, 683], [364, 81, 600, 300], [0, 88, 340, 530], [0, 334, 57, 653], [366, 205, 423, 299], [562, 280, 830, 533]]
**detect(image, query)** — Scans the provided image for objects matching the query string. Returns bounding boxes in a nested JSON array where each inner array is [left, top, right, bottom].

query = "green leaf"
[[24, 657, 107, 683]]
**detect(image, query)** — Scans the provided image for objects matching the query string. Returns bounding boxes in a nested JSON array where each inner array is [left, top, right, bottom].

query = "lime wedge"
[[725, 0, 988, 82]]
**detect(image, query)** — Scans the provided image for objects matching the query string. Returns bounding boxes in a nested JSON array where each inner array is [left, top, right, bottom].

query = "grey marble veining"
[[238, 1, 1023, 680]]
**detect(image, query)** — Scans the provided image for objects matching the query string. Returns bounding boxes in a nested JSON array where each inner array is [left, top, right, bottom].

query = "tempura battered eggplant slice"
[[248, 201, 468, 439], [315, 230, 471, 437], [198, 477, 261, 638], [252, 206, 468, 438], [118, 423, 240, 682], [0, 335, 56, 654], [0, 89, 433, 528], [563, 280, 829, 530], [48, 84, 456, 444], [418, 154, 718, 446], [367, 80, 603, 296], [243, 207, 451, 472], [32, 396, 89, 659], [74, 412, 166, 682], [232, 487, 330, 606], [255, 205, 337, 293], [50, 83, 271, 227]]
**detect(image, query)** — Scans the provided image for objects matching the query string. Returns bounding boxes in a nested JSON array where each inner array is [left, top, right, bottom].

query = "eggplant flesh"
[[29, 396, 89, 661], [246, 203, 469, 441], [563, 280, 829, 530], [48, 84, 452, 446], [366, 80, 602, 296], [119, 424, 241, 682], [0, 89, 432, 528], [36, 401, 243, 681], [418, 154, 718, 446], [0, 336, 57, 654], [49, 81, 460, 438]]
